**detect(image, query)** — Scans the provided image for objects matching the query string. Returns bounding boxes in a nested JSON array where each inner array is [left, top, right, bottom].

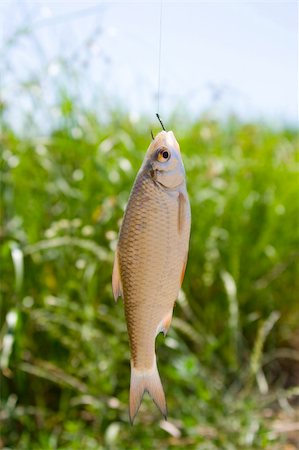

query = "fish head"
[[143, 131, 185, 189]]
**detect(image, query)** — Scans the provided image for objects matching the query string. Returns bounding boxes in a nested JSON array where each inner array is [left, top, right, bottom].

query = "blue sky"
[[1, 0, 298, 127]]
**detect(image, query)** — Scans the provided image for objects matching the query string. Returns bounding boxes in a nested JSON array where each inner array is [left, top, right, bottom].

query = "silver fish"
[[112, 130, 191, 422]]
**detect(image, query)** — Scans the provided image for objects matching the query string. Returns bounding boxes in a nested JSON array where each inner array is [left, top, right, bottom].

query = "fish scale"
[[120, 179, 175, 365], [112, 130, 191, 422]]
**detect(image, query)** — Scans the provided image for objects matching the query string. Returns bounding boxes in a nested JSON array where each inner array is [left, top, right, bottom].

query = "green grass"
[[1, 110, 298, 449]]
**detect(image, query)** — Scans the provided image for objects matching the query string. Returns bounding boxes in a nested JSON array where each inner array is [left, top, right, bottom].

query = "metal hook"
[[156, 113, 166, 131]]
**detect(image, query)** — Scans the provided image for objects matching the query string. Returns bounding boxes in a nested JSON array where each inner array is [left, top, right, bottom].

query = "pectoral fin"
[[112, 248, 123, 302], [178, 192, 186, 235], [180, 254, 188, 287]]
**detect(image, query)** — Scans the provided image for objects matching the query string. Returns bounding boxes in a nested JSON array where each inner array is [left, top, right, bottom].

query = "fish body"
[[112, 130, 191, 422]]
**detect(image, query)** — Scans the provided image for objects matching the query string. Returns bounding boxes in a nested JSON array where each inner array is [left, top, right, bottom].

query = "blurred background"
[[0, 1, 298, 449]]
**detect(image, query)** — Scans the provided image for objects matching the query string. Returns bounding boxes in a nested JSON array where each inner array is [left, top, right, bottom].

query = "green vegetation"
[[1, 108, 298, 449]]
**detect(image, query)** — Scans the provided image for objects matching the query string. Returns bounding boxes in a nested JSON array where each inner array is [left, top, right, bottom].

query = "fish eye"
[[157, 148, 170, 162]]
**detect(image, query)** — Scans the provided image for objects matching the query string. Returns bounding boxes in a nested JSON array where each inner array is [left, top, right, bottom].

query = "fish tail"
[[129, 358, 167, 424]]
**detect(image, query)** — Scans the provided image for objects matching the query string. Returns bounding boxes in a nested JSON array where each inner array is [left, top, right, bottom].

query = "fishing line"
[[156, 0, 163, 115]]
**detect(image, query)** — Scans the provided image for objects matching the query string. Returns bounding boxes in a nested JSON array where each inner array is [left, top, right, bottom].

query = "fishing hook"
[[156, 113, 166, 131]]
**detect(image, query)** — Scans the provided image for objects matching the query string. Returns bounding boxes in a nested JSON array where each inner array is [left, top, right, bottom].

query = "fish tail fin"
[[129, 358, 167, 424]]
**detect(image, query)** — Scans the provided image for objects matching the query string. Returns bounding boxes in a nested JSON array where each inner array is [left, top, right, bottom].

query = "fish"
[[112, 129, 191, 423]]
